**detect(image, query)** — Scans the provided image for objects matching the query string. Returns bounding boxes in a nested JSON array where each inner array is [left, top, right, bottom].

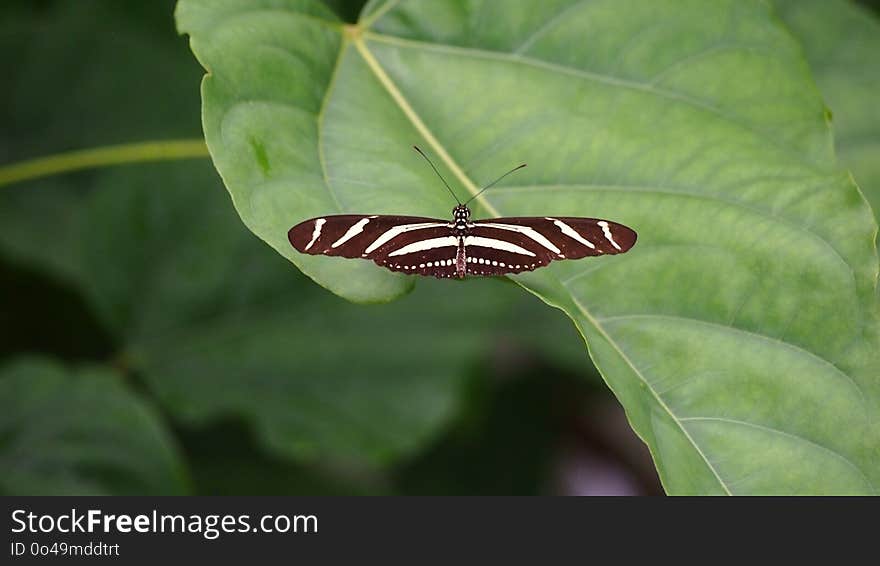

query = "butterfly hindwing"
[[377, 239, 461, 278], [461, 228, 551, 276]]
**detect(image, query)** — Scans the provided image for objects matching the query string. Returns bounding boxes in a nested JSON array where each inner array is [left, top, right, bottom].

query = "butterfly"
[[289, 147, 637, 278]]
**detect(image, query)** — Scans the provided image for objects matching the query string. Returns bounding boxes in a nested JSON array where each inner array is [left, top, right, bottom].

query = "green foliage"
[[3, 155, 590, 471], [0, 0, 595, 494], [180, 0, 880, 494], [776, 0, 880, 219], [0, 357, 186, 495], [101, 163, 573, 465], [2, 0, 878, 495]]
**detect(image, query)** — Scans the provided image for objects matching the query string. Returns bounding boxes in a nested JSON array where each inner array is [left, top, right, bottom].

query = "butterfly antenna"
[[463, 163, 527, 206], [413, 145, 461, 205]]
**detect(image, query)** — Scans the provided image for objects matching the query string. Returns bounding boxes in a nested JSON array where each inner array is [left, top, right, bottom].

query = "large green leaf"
[[0, 357, 187, 495], [180, 0, 880, 493], [775, 0, 880, 219]]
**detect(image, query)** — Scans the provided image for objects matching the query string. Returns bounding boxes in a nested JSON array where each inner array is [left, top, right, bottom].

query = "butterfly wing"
[[290, 215, 637, 278], [466, 217, 637, 276], [289, 215, 460, 277]]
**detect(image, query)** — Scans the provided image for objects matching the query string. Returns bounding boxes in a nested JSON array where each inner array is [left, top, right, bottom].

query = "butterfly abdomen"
[[455, 238, 467, 278]]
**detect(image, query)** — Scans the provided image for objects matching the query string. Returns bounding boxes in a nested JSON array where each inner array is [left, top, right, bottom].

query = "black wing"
[[289, 215, 460, 278], [465, 217, 637, 276]]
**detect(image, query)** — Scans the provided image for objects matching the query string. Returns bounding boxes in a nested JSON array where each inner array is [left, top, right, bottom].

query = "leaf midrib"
[[348, 31, 733, 495], [351, 33, 500, 217], [317, 32, 349, 212]]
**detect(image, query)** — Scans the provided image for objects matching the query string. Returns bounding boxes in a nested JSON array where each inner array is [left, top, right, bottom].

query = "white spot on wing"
[[597, 221, 622, 250], [305, 218, 325, 250]]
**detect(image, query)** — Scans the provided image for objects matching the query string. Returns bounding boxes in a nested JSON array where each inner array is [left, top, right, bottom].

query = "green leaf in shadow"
[[0, 357, 188, 495], [0, 0, 203, 281]]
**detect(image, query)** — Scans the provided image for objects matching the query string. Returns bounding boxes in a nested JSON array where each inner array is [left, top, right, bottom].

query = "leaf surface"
[[775, 0, 880, 220], [180, 0, 880, 493]]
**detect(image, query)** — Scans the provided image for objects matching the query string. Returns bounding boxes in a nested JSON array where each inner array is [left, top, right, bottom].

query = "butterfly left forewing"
[[289, 214, 462, 277], [289, 215, 449, 258]]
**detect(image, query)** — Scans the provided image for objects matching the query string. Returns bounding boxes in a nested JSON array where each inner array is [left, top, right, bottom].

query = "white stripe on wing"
[[597, 221, 622, 250], [463, 236, 536, 257], [364, 222, 449, 254], [331, 216, 377, 248], [547, 218, 595, 249], [305, 218, 325, 250], [388, 236, 459, 256], [476, 222, 561, 254]]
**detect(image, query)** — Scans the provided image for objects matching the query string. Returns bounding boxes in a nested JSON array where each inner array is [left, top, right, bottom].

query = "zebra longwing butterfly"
[[289, 147, 637, 279]]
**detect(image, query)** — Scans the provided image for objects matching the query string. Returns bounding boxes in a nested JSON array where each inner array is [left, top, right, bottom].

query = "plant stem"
[[0, 139, 209, 188]]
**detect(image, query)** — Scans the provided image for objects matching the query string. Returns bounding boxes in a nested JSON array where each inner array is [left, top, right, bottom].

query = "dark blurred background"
[[2, 0, 876, 496]]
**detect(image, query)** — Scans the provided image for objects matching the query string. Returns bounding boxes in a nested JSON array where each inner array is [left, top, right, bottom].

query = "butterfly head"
[[452, 204, 471, 231]]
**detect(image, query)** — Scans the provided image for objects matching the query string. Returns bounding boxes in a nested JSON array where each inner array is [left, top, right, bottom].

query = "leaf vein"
[[566, 296, 734, 494], [361, 0, 403, 29], [317, 36, 350, 211], [512, 0, 590, 54], [678, 416, 874, 493], [598, 313, 867, 407], [365, 32, 823, 171]]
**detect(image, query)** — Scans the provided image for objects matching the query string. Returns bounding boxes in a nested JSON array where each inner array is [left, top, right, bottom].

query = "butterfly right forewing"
[[465, 216, 637, 276]]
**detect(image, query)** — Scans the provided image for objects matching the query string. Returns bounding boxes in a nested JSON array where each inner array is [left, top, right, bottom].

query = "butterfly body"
[[288, 203, 637, 279]]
